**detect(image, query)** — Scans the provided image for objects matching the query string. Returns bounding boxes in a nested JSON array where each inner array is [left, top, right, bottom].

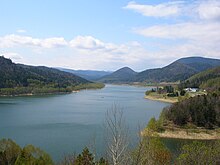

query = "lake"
[[0, 84, 170, 162]]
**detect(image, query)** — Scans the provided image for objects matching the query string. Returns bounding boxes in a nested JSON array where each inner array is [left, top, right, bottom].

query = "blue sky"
[[0, 0, 220, 71]]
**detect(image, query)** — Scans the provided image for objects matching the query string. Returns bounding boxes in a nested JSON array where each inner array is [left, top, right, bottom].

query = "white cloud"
[[125, 0, 220, 21], [70, 36, 107, 50], [124, 1, 183, 17], [197, 0, 220, 20], [135, 22, 220, 42], [0, 34, 68, 48], [70, 36, 130, 55]]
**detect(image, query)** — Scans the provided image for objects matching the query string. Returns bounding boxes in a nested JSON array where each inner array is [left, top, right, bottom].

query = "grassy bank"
[[143, 126, 220, 140], [145, 92, 178, 103]]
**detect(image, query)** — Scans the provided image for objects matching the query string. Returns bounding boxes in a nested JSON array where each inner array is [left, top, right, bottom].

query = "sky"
[[0, 0, 220, 71]]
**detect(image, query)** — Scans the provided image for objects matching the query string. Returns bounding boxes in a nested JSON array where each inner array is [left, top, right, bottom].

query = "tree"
[[105, 104, 129, 165], [74, 147, 95, 165], [132, 132, 171, 165], [15, 144, 53, 165], [0, 139, 21, 165], [59, 148, 108, 165], [176, 141, 220, 165], [0, 139, 53, 165], [147, 117, 159, 132]]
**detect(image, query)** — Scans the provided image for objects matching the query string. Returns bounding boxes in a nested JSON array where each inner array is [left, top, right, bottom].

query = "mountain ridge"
[[57, 68, 112, 81], [97, 57, 220, 83]]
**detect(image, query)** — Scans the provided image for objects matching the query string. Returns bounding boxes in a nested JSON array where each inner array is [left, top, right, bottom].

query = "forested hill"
[[135, 57, 220, 83], [179, 66, 220, 92], [0, 56, 92, 95], [98, 67, 137, 83], [135, 61, 197, 82], [176, 57, 220, 72]]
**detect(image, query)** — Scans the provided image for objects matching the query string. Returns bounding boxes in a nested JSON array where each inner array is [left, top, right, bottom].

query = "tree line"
[[162, 93, 220, 129]]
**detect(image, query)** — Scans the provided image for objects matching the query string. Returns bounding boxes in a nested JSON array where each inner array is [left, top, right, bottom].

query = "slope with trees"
[[0, 56, 104, 96], [179, 66, 220, 93], [135, 57, 220, 83], [98, 67, 137, 83]]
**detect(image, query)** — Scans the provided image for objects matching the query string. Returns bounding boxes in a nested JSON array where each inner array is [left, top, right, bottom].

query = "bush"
[[0, 139, 53, 165]]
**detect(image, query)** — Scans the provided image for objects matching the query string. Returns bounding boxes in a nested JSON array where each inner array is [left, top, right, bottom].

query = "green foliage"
[[163, 94, 220, 128], [0, 138, 53, 165], [167, 92, 178, 97], [15, 145, 53, 165], [60, 147, 108, 165], [98, 157, 108, 165], [163, 86, 174, 93], [132, 136, 172, 165], [73, 83, 105, 91], [74, 147, 95, 165], [176, 141, 220, 165], [145, 91, 150, 96], [200, 77, 220, 94], [147, 117, 160, 132], [0, 139, 21, 165]]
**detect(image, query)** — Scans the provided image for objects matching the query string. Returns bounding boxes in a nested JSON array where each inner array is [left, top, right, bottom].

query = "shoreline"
[[0, 91, 72, 97], [0, 83, 105, 97], [157, 130, 220, 140], [0, 87, 103, 97], [142, 128, 220, 140], [144, 95, 178, 103]]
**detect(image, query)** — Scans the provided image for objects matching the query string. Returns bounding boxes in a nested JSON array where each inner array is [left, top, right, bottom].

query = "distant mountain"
[[176, 57, 220, 72], [135, 57, 220, 83], [98, 67, 137, 83], [0, 56, 90, 95], [58, 68, 112, 81], [97, 57, 220, 84]]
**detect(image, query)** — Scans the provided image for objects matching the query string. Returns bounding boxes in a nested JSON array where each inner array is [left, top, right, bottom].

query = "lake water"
[[0, 84, 170, 162]]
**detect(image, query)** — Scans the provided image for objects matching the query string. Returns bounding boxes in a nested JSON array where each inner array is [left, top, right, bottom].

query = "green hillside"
[[98, 67, 137, 83], [135, 57, 220, 83], [135, 62, 197, 82], [0, 56, 102, 96], [179, 66, 220, 92]]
